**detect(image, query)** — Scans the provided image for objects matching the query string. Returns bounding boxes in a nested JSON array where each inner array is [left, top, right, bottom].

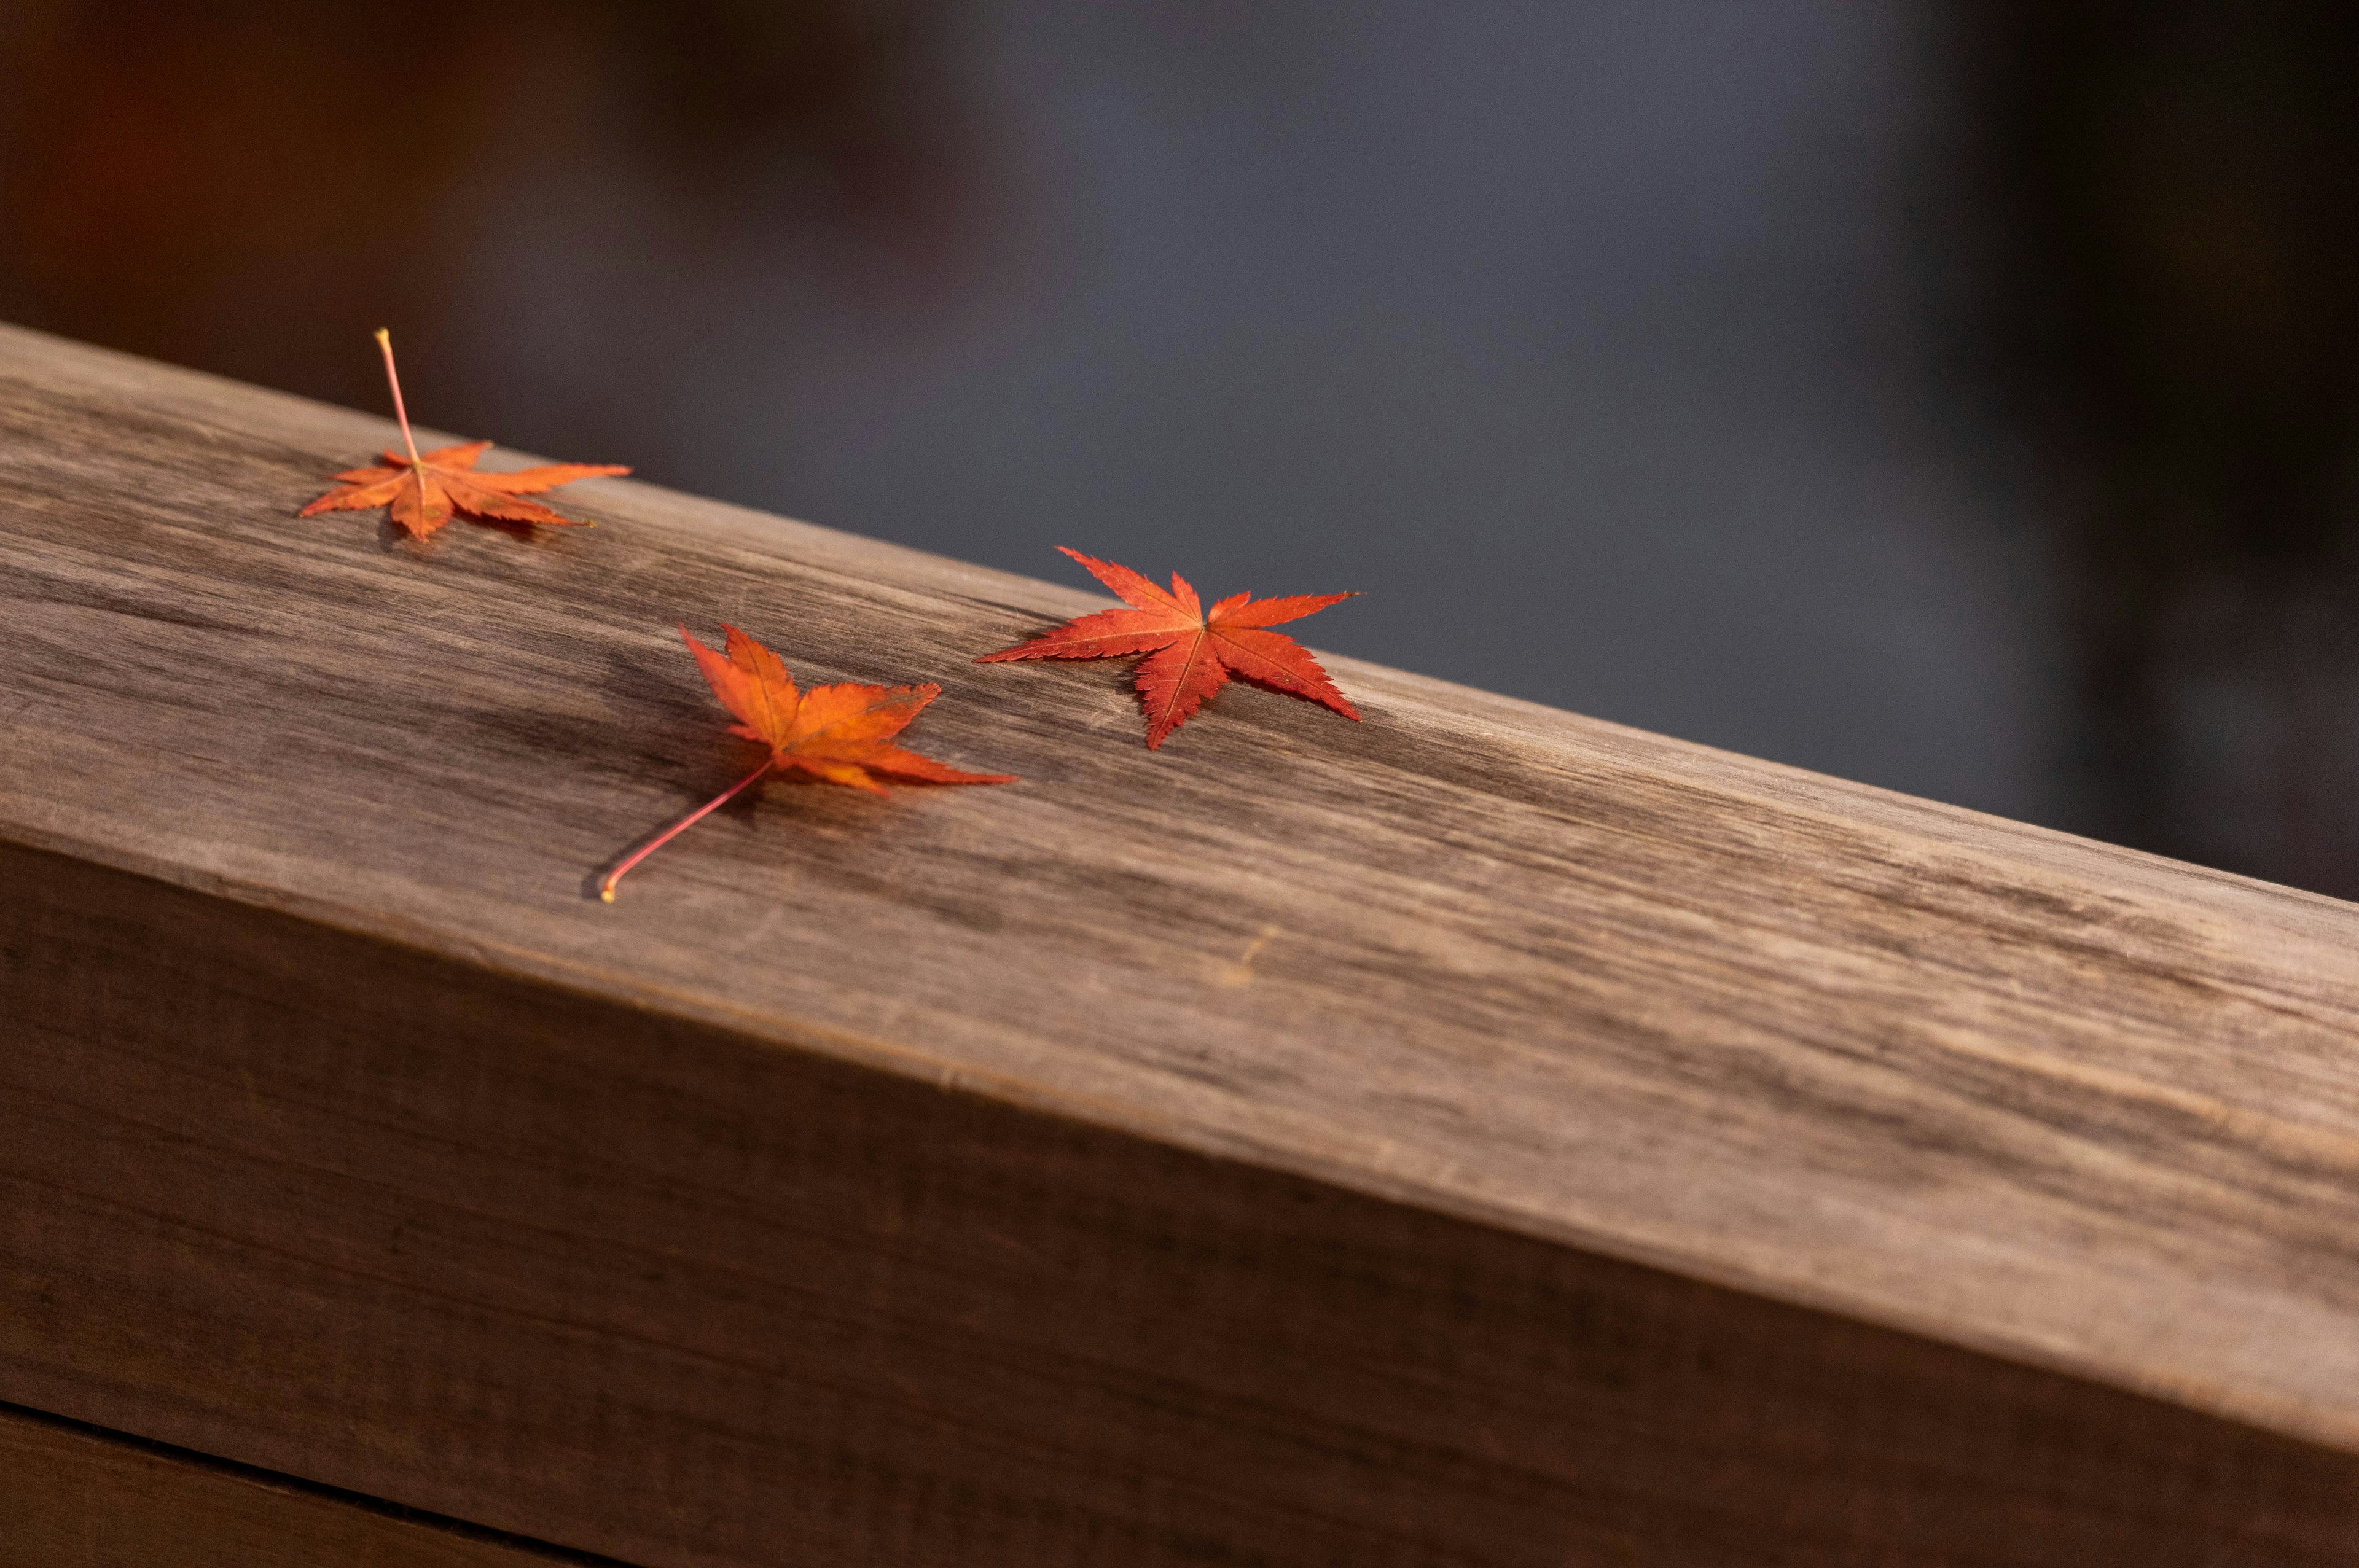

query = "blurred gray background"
[[9, 1, 2357, 893]]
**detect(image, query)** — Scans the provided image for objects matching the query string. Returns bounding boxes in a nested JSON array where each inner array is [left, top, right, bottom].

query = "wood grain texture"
[[0, 1401, 606, 1566], [3, 321, 2359, 1560], [10, 838, 2359, 1567]]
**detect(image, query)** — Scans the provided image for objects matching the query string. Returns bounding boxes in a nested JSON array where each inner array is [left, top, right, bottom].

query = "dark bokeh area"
[[1955, 2, 2359, 891], [6, 1, 2358, 895]]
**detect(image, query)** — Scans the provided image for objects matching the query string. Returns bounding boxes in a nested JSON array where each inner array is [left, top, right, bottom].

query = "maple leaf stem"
[[374, 327, 425, 473], [599, 759, 775, 903]]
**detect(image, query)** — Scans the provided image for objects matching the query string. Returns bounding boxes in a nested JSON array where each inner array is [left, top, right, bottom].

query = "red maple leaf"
[[979, 547, 1360, 748], [600, 624, 1015, 901], [300, 329, 628, 539]]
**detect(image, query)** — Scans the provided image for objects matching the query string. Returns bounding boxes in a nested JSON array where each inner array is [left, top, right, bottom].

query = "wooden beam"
[[5, 322, 2359, 1562], [0, 1401, 608, 1566]]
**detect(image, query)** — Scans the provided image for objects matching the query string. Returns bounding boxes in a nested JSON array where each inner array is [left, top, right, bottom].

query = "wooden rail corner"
[[6, 321, 2359, 1564]]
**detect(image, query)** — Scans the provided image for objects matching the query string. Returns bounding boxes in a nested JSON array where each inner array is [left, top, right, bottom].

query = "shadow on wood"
[[6, 840, 2357, 1566]]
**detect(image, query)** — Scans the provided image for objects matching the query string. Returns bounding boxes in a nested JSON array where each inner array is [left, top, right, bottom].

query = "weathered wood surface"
[[0, 1400, 601, 1566], [4, 320, 2359, 1562], [13, 836, 2359, 1568]]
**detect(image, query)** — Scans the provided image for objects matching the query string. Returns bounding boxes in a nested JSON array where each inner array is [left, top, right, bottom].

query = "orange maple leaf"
[[979, 547, 1360, 748], [300, 329, 628, 539], [600, 623, 1015, 901]]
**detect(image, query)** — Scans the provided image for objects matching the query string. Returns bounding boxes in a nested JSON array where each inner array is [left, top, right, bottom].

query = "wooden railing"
[[6, 321, 2358, 1566]]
